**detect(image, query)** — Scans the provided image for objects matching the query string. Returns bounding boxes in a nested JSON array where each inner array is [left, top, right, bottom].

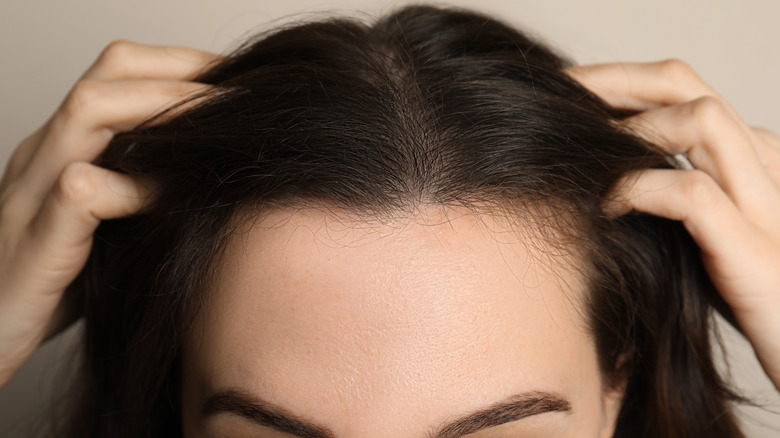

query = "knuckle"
[[688, 95, 729, 131], [678, 170, 721, 207], [96, 39, 137, 71], [658, 58, 707, 92], [61, 79, 105, 121], [56, 163, 99, 206], [658, 58, 698, 82]]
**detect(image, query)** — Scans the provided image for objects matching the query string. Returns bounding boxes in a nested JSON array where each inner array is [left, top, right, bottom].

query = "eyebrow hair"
[[430, 392, 572, 438], [202, 390, 571, 438], [204, 390, 334, 438]]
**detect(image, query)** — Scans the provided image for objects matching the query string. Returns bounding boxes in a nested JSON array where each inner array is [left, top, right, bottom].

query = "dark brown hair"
[[57, 4, 744, 437]]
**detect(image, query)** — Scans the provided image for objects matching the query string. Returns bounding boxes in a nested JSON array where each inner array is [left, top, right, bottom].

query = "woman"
[[0, 4, 778, 437]]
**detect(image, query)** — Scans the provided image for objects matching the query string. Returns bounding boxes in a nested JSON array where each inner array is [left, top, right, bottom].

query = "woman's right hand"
[[0, 41, 217, 388]]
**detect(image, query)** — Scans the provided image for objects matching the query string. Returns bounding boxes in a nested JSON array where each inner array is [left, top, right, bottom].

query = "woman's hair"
[[54, 4, 745, 437]]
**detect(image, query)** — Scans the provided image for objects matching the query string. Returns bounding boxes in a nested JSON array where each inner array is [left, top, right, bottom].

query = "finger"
[[621, 96, 778, 214], [15, 79, 207, 206], [607, 168, 779, 323], [605, 169, 756, 259], [37, 161, 152, 239], [82, 40, 222, 82], [567, 60, 768, 154], [567, 59, 717, 111], [3, 42, 218, 197], [0, 163, 151, 379], [23, 163, 152, 291]]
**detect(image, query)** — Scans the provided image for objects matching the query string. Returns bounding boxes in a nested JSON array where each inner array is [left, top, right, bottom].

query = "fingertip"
[[563, 65, 594, 87], [562, 65, 584, 77], [101, 170, 157, 219], [601, 196, 632, 219], [600, 173, 641, 219]]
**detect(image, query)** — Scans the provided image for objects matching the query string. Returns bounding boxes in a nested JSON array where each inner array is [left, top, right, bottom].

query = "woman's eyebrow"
[[430, 391, 572, 438], [202, 390, 571, 438], [203, 390, 334, 438]]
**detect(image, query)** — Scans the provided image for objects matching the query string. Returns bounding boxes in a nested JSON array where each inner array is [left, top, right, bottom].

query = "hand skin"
[[0, 41, 218, 387], [568, 59, 780, 392]]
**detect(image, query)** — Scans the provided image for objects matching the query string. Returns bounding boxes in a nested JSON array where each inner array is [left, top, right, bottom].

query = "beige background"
[[1, 0, 779, 436]]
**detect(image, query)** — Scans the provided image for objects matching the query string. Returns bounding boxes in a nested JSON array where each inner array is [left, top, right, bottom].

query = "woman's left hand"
[[567, 60, 780, 391]]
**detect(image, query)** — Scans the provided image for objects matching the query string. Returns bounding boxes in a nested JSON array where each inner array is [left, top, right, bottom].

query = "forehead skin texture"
[[180, 205, 622, 438]]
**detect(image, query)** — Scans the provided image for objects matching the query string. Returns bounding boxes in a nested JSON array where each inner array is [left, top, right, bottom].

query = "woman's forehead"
[[203, 205, 589, 333], [185, 205, 596, 389]]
